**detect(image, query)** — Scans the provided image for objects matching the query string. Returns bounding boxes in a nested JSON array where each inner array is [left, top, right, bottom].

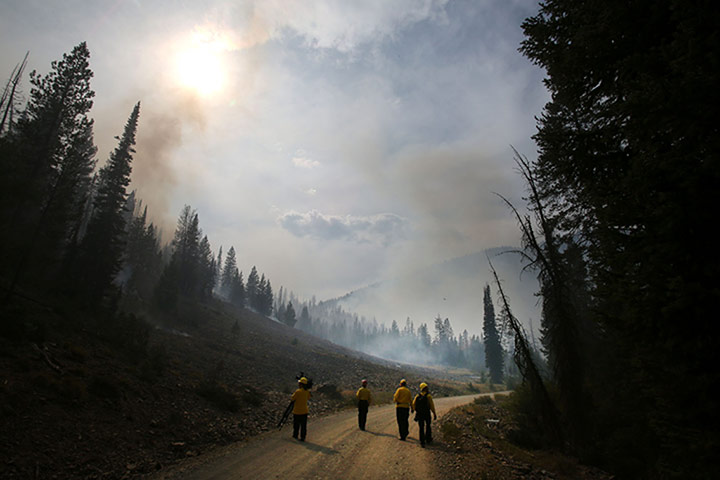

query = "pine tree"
[[176, 209, 201, 296], [137, 222, 162, 297], [220, 246, 238, 300], [230, 270, 245, 307], [418, 323, 431, 348], [256, 274, 267, 312], [390, 320, 400, 337], [125, 201, 147, 271], [260, 279, 273, 316], [284, 301, 296, 327], [154, 205, 210, 309], [198, 235, 215, 299], [297, 305, 311, 331], [483, 285, 504, 384], [433, 315, 445, 344], [2, 43, 97, 292], [4, 43, 95, 227], [246, 266, 259, 310], [276, 301, 287, 324], [275, 286, 285, 317], [76, 102, 139, 303], [124, 203, 162, 299], [443, 318, 454, 341], [403, 318, 415, 337]]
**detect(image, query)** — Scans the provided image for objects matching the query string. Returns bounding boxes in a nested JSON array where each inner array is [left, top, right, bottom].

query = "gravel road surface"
[[153, 393, 490, 479]]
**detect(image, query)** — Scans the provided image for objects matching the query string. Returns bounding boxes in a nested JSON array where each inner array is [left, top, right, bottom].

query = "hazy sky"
[[1, 0, 548, 305]]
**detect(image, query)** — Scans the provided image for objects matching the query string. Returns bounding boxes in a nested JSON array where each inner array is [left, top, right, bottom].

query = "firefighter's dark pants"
[[358, 399, 369, 430], [292, 413, 307, 440], [417, 414, 432, 446], [396, 407, 410, 439]]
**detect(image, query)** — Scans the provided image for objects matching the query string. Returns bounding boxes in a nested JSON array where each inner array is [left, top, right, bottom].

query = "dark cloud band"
[[278, 210, 409, 245]]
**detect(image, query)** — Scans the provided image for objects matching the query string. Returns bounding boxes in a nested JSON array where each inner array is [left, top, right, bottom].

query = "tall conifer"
[[77, 102, 139, 303], [2, 43, 97, 292], [483, 285, 504, 384]]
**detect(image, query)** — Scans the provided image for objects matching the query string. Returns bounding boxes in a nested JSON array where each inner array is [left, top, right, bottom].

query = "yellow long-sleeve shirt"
[[291, 388, 311, 415], [393, 386, 412, 409], [356, 387, 372, 404]]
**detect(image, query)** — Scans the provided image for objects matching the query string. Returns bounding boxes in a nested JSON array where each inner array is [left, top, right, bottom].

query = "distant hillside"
[[325, 247, 541, 338]]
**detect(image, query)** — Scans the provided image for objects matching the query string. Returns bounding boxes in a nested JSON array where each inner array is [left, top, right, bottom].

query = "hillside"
[[0, 296, 473, 479], [323, 247, 541, 336]]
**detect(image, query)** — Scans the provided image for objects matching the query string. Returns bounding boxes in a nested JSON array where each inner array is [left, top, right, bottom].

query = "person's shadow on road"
[[363, 430, 402, 439], [286, 438, 339, 455]]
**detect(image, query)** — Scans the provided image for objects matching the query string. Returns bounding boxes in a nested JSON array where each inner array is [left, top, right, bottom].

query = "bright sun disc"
[[175, 45, 225, 96]]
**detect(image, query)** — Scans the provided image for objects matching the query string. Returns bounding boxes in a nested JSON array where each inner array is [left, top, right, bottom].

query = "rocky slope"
[[0, 297, 471, 479]]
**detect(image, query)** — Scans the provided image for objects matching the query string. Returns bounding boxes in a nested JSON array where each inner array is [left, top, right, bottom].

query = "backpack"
[[415, 393, 429, 418]]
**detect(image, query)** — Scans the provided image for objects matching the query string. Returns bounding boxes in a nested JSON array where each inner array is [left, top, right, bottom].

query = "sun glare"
[[174, 30, 231, 97]]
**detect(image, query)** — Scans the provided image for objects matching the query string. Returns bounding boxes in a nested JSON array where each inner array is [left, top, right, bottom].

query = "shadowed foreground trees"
[[515, 0, 720, 477], [1, 43, 97, 294]]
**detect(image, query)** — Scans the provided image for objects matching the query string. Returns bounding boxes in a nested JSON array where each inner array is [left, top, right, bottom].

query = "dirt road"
[[153, 393, 496, 480]]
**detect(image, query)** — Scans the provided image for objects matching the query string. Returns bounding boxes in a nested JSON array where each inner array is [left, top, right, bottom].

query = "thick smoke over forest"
[[126, 93, 207, 241], [333, 248, 541, 341], [267, 248, 538, 374], [279, 293, 489, 372]]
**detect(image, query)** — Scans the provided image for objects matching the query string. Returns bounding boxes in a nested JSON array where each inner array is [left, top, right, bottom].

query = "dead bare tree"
[[488, 257, 563, 446], [495, 147, 589, 451], [0, 51, 29, 135]]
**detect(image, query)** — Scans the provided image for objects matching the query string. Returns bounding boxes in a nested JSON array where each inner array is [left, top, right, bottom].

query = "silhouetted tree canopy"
[[1, 43, 97, 292], [519, 1, 720, 476]]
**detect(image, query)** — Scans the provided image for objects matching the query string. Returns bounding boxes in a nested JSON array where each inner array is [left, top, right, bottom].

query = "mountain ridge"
[[318, 247, 541, 337]]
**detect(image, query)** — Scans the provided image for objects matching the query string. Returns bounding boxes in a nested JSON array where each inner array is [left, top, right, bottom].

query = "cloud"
[[292, 156, 321, 169], [202, 0, 449, 54], [278, 210, 409, 245], [266, 0, 450, 52]]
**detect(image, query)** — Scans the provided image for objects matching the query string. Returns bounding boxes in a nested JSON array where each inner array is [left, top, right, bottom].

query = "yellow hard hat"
[[400, 379, 407, 385], [419, 382, 428, 390], [299, 377, 308, 384]]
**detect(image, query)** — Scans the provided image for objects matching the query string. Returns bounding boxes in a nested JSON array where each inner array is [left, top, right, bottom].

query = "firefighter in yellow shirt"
[[291, 377, 311, 441], [412, 382, 437, 447], [356, 379, 372, 430], [393, 379, 412, 440]]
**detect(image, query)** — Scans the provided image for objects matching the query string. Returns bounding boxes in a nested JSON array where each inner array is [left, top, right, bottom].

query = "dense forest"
[[497, 1, 719, 478], [2, 0, 718, 477]]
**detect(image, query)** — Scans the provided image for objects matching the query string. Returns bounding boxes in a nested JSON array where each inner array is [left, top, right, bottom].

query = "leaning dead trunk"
[[489, 258, 563, 446]]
